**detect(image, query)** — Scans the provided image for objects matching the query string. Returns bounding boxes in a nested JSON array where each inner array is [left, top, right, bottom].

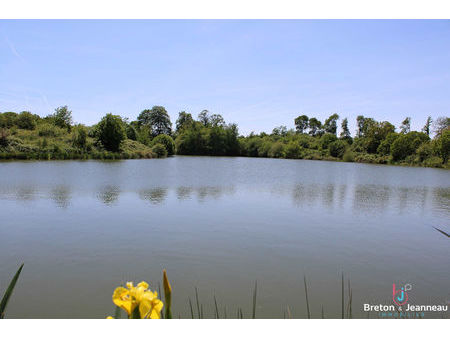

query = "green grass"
[[0, 263, 24, 319]]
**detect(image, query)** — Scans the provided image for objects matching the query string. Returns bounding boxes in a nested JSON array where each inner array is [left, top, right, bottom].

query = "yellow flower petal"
[[106, 316, 114, 319], [113, 286, 136, 315], [140, 297, 164, 319], [137, 281, 149, 289]]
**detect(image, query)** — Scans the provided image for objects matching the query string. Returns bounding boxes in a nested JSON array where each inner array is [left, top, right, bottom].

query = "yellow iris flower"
[[112, 281, 163, 319]]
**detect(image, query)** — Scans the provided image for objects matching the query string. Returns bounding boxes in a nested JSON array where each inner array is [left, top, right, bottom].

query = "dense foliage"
[[0, 106, 448, 168]]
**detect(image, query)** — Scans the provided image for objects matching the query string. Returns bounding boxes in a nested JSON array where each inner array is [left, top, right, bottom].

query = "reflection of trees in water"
[[14, 186, 36, 201], [176, 186, 193, 200], [175, 185, 235, 202], [139, 188, 168, 205], [289, 183, 441, 214], [352, 185, 392, 212], [50, 185, 71, 208], [432, 187, 450, 214], [337, 184, 347, 209], [196, 186, 234, 202], [291, 184, 320, 206], [97, 185, 120, 205], [393, 186, 430, 213], [322, 184, 335, 207]]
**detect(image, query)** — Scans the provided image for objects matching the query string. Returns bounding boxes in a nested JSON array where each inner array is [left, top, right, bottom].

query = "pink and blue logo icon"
[[392, 283, 412, 306]]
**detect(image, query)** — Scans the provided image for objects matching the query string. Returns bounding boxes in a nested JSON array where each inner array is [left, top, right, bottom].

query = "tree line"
[[0, 106, 449, 167]]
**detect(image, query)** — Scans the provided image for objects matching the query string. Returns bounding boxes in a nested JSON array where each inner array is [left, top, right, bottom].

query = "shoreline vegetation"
[[0, 106, 448, 168]]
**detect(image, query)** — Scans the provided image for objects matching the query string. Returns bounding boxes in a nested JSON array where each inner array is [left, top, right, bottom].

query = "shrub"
[[329, 140, 347, 158], [72, 125, 88, 150], [342, 150, 355, 162], [247, 138, 263, 157], [423, 156, 444, 168], [95, 114, 126, 152], [432, 129, 450, 163], [319, 133, 337, 150], [48, 106, 72, 130], [0, 128, 9, 147], [258, 140, 273, 157], [126, 125, 137, 141], [377, 133, 399, 155], [0, 112, 18, 128], [38, 123, 65, 137], [390, 132, 429, 161], [268, 142, 285, 158], [151, 143, 168, 158], [416, 142, 433, 162], [285, 142, 303, 159], [16, 111, 36, 130], [151, 134, 175, 156]]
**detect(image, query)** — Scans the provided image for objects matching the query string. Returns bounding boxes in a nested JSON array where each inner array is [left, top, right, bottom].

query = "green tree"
[[433, 129, 450, 163], [308, 118, 322, 136], [432, 116, 449, 136], [323, 113, 339, 135], [356, 115, 365, 137], [151, 143, 168, 158], [0, 112, 18, 128], [285, 142, 303, 159], [96, 113, 126, 152], [329, 140, 347, 158], [175, 111, 194, 132], [175, 122, 209, 155], [210, 114, 225, 127], [364, 121, 396, 153], [268, 142, 285, 158], [320, 133, 338, 150], [51, 106, 73, 130], [390, 131, 429, 161], [151, 134, 175, 155], [422, 116, 432, 136], [126, 124, 137, 140], [198, 110, 210, 126], [356, 115, 375, 138], [400, 117, 411, 134], [340, 118, 351, 141], [294, 115, 309, 133], [0, 128, 9, 147], [73, 125, 88, 150], [377, 132, 399, 155], [138, 106, 172, 136], [16, 111, 36, 130], [272, 126, 288, 137]]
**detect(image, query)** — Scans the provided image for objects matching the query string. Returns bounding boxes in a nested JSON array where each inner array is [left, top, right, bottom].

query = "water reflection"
[[15, 186, 36, 201], [176, 186, 193, 200], [432, 188, 450, 213], [196, 186, 235, 202], [352, 185, 391, 212], [287, 182, 450, 216], [139, 188, 168, 205], [97, 185, 121, 205], [50, 185, 71, 208], [0, 181, 448, 217]]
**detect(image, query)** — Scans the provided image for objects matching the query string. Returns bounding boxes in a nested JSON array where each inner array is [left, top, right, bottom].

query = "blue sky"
[[1, 20, 449, 135]]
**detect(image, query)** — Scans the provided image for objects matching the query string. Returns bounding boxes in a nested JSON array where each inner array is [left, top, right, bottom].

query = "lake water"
[[0, 157, 449, 318]]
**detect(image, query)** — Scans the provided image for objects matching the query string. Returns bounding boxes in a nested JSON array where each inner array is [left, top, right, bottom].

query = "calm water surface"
[[0, 157, 449, 318]]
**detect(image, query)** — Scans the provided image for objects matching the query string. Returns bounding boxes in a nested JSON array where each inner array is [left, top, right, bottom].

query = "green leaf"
[[0, 263, 24, 319], [304, 276, 310, 319], [252, 280, 257, 319]]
